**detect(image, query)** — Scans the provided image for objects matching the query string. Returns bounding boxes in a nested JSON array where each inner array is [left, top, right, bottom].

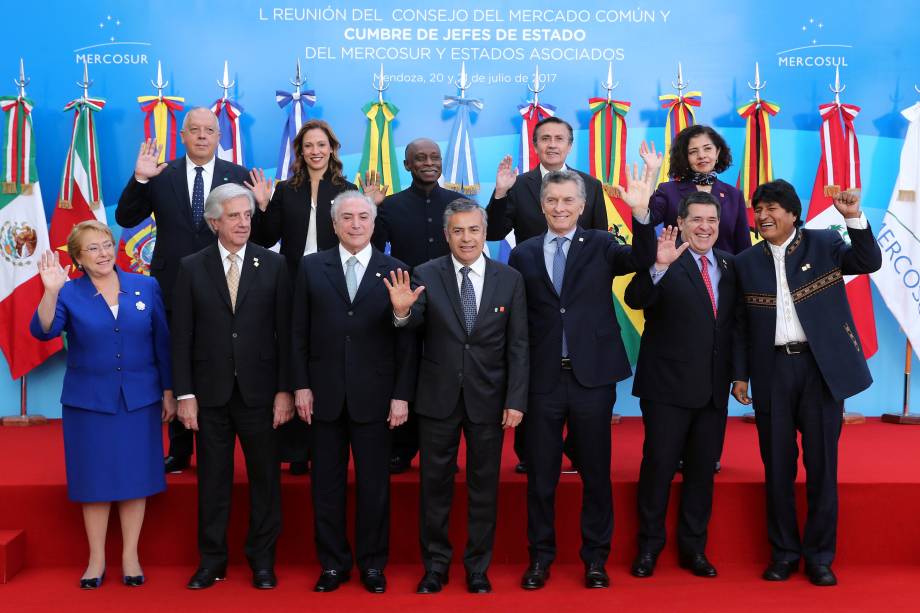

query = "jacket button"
[[232, 332, 238, 338], [464, 344, 470, 349], [427, 217, 432, 222], [346, 336, 351, 342], [114, 327, 120, 332], [348, 311, 354, 316], [428, 237, 434, 243], [116, 367, 122, 372], [560, 307, 566, 314], [116, 353, 121, 359]]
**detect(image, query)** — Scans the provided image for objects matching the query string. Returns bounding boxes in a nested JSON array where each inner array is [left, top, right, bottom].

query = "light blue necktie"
[[553, 236, 569, 357], [345, 256, 358, 301]]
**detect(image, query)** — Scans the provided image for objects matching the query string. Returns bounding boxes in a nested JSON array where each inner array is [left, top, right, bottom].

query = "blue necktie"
[[192, 166, 205, 228], [345, 256, 358, 301], [460, 266, 477, 335], [553, 236, 569, 357]]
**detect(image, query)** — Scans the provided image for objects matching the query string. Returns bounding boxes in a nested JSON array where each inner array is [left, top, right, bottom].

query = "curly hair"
[[288, 119, 346, 189], [667, 125, 732, 180]]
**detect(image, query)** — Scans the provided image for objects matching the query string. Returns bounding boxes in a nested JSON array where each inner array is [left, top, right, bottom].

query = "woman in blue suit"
[[31, 220, 176, 589]]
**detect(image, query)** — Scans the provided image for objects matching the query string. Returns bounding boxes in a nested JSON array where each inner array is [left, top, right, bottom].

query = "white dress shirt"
[[217, 241, 247, 274], [771, 230, 809, 345], [339, 242, 373, 288], [539, 163, 568, 177], [303, 197, 319, 255], [451, 253, 485, 311], [543, 227, 577, 280], [185, 155, 216, 205]]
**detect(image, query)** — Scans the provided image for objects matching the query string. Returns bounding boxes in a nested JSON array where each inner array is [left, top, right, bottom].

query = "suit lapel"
[[205, 244, 233, 312], [437, 256, 467, 331], [714, 251, 732, 324], [233, 244, 258, 311], [322, 248, 351, 304], [169, 158, 194, 230], [678, 250, 716, 320], [470, 258, 498, 335], [535, 234, 558, 297], [560, 227, 587, 296], [212, 159, 232, 189], [351, 248, 386, 307]]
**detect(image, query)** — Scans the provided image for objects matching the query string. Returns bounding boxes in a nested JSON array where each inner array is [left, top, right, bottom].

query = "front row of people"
[[33, 166, 881, 592]]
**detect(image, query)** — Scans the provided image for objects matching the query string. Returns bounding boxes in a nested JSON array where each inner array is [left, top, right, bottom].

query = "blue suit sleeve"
[[29, 287, 69, 340]]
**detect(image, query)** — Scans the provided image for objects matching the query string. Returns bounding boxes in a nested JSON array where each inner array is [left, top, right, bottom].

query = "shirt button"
[[464, 344, 470, 350], [426, 199, 431, 204], [232, 332, 238, 338], [560, 307, 566, 314]]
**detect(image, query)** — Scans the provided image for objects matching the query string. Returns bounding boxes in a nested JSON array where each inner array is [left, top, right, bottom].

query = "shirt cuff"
[[634, 211, 651, 225], [176, 394, 195, 401], [844, 213, 868, 230], [649, 265, 668, 285], [393, 311, 410, 327], [134, 175, 150, 185]]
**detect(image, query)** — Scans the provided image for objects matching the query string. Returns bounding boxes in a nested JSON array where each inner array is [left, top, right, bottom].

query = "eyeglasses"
[[82, 241, 115, 255]]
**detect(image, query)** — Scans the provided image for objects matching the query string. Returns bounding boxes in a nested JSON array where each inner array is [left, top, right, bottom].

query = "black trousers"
[[514, 421, 576, 466], [526, 369, 616, 566], [168, 416, 194, 458], [637, 399, 727, 556], [755, 350, 843, 566], [196, 383, 281, 570], [311, 410, 391, 572], [278, 418, 311, 463], [418, 394, 504, 574]]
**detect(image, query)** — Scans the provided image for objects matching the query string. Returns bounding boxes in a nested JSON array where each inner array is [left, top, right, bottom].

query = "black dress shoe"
[[80, 571, 105, 590], [164, 455, 190, 473], [584, 562, 609, 588], [521, 561, 550, 590], [361, 568, 387, 593], [515, 462, 528, 474], [762, 560, 799, 581], [252, 568, 277, 589], [466, 572, 491, 593], [122, 574, 145, 587], [805, 564, 837, 586], [630, 552, 658, 578], [315, 569, 350, 592], [389, 456, 410, 474], [679, 553, 718, 578], [416, 570, 449, 594], [187, 567, 226, 589], [289, 461, 309, 475]]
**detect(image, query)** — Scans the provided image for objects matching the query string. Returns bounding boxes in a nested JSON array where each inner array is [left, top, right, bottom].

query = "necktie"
[[192, 166, 205, 228], [460, 266, 477, 335], [345, 256, 358, 301], [700, 255, 717, 318], [226, 253, 240, 312], [553, 236, 569, 357]]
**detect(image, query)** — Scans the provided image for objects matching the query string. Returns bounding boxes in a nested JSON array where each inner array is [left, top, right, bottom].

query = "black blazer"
[[115, 157, 250, 309], [250, 174, 358, 277], [406, 255, 529, 424], [626, 249, 736, 410], [507, 221, 656, 394], [486, 167, 608, 244], [291, 247, 416, 423], [171, 242, 291, 408]]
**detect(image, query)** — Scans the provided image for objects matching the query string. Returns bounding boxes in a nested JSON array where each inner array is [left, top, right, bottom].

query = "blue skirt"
[[62, 395, 166, 503]]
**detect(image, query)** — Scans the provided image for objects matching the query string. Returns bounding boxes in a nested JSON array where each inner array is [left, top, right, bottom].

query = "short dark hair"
[[751, 179, 803, 227], [678, 191, 721, 220], [540, 169, 586, 203], [668, 125, 732, 180], [443, 198, 486, 230], [532, 116, 573, 145]]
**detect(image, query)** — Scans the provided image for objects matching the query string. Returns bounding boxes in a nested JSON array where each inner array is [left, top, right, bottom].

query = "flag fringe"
[[2, 182, 15, 194]]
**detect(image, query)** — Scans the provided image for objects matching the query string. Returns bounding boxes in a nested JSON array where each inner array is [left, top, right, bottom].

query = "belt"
[[776, 342, 809, 355], [561, 357, 573, 370]]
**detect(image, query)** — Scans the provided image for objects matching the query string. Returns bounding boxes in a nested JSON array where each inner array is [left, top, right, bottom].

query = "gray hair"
[[330, 190, 377, 221], [204, 183, 255, 232], [181, 107, 219, 132], [443, 198, 487, 230], [540, 169, 586, 204]]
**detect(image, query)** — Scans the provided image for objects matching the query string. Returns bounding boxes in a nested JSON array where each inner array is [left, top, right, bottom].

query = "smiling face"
[[533, 122, 573, 171], [686, 133, 720, 174], [74, 229, 116, 277], [179, 108, 220, 166], [210, 196, 253, 251], [754, 200, 798, 245], [404, 139, 442, 187], [300, 128, 331, 174], [677, 203, 720, 254], [333, 196, 375, 254], [445, 209, 486, 266], [541, 179, 585, 235]]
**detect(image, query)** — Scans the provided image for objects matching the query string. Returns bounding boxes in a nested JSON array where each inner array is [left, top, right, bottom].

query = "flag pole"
[[1, 376, 48, 426], [881, 340, 919, 424]]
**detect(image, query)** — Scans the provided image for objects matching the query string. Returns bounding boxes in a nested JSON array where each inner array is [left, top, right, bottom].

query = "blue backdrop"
[[4, 0, 919, 417]]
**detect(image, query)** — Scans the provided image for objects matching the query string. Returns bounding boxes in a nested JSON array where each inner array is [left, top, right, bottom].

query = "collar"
[[87, 268, 127, 297], [408, 181, 440, 198], [451, 252, 486, 276], [218, 240, 247, 263], [690, 248, 716, 268], [186, 155, 216, 175], [539, 163, 568, 177], [544, 226, 577, 247], [767, 229, 797, 258], [339, 242, 373, 268]]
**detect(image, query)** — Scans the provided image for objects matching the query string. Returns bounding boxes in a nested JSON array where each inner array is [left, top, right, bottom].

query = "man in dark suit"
[[291, 191, 416, 594], [625, 191, 736, 579], [371, 138, 465, 474], [732, 180, 882, 587], [116, 106, 252, 473], [385, 199, 529, 594], [507, 168, 656, 590], [487, 116, 606, 472], [172, 183, 293, 591]]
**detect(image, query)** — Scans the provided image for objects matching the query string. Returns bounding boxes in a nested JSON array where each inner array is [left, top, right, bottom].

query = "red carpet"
[[1, 418, 919, 609]]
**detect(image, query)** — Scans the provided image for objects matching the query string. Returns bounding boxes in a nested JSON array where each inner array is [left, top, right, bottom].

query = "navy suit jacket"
[[115, 157, 250, 308], [733, 225, 882, 411], [626, 249, 736, 410], [30, 270, 172, 414], [507, 220, 656, 394], [291, 247, 417, 423], [649, 178, 751, 255]]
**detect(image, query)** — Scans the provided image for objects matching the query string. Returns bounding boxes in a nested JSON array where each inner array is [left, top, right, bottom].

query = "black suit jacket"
[[626, 249, 736, 410], [507, 221, 656, 394], [250, 174, 358, 277], [171, 242, 291, 408], [486, 167, 608, 244], [406, 255, 529, 424], [291, 247, 416, 423], [115, 157, 250, 308]]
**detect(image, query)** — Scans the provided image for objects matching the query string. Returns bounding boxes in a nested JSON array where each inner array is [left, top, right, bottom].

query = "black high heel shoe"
[[123, 574, 145, 587], [80, 570, 105, 590]]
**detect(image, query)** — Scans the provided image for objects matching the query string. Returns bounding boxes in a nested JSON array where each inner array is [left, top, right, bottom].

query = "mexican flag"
[[0, 96, 62, 378]]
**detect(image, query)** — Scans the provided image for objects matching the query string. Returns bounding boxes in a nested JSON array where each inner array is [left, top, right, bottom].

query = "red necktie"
[[700, 256, 717, 318]]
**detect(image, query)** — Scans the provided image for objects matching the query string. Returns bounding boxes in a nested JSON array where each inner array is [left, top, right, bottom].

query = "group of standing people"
[[32, 107, 881, 594]]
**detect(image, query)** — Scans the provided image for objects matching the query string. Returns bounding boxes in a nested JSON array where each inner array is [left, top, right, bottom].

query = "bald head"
[[403, 138, 442, 190], [180, 107, 220, 165]]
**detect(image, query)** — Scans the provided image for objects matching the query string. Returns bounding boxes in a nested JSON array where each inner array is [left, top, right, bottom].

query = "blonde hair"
[[67, 220, 114, 266]]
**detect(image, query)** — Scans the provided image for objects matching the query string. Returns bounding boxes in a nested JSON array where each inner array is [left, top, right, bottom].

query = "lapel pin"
[[253, 257, 260, 268], [135, 301, 147, 311], [578, 237, 584, 242], [801, 263, 811, 271], [375, 272, 382, 277], [720, 192, 725, 198]]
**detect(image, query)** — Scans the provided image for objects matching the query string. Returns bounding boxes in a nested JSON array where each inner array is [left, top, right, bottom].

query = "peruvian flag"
[[804, 101, 878, 358], [0, 96, 62, 378]]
